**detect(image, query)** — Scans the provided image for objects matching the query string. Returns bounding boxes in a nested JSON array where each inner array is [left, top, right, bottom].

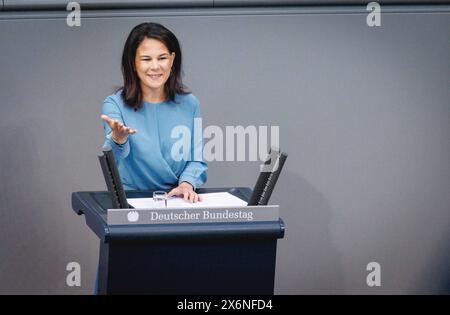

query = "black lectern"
[[72, 187, 285, 295]]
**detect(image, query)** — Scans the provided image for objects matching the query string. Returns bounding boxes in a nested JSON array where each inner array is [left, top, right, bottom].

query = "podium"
[[71, 187, 285, 295]]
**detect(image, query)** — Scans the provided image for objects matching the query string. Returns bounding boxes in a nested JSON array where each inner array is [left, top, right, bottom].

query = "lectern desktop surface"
[[74, 186, 251, 219], [72, 186, 285, 242]]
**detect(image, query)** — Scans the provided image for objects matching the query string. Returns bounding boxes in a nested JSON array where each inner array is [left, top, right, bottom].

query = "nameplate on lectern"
[[107, 205, 279, 225]]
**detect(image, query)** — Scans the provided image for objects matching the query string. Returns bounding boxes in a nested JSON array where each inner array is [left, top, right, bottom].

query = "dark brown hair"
[[121, 22, 189, 110]]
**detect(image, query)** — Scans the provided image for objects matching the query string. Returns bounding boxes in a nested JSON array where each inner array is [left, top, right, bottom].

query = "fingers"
[[101, 115, 120, 130], [167, 188, 178, 198], [119, 124, 137, 135], [118, 123, 127, 134], [167, 187, 200, 203], [101, 115, 137, 135], [101, 115, 114, 128], [187, 190, 200, 203], [100, 114, 110, 123]]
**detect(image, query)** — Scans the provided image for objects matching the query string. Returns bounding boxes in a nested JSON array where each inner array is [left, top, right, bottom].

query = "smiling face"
[[135, 37, 175, 100]]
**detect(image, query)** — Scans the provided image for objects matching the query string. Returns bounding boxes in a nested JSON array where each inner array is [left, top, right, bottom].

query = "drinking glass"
[[153, 191, 168, 208]]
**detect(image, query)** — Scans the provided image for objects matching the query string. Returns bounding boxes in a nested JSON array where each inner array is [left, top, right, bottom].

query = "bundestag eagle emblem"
[[127, 211, 139, 222]]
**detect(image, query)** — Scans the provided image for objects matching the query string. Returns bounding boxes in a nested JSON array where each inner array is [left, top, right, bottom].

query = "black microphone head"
[[248, 147, 287, 206]]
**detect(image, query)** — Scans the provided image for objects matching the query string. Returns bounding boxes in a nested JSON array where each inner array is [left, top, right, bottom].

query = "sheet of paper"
[[127, 192, 248, 209]]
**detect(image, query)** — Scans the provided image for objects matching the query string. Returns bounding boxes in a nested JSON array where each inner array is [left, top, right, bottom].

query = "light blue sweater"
[[101, 90, 208, 191]]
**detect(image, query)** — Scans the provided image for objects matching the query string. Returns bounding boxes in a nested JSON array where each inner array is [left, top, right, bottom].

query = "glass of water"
[[153, 191, 168, 208]]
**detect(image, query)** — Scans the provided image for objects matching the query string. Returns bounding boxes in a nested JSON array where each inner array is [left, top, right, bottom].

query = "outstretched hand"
[[167, 182, 202, 203], [101, 114, 137, 144]]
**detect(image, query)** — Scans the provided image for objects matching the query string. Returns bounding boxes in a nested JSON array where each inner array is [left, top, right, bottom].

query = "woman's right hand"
[[101, 114, 137, 145]]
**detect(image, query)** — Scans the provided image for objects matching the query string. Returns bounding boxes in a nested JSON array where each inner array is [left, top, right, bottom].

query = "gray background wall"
[[0, 4, 449, 294]]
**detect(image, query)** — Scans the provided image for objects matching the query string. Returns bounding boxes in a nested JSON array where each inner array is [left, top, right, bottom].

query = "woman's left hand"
[[167, 182, 202, 203]]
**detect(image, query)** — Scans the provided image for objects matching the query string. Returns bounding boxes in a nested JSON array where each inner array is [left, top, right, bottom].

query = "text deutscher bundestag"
[[151, 209, 253, 221], [109, 206, 278, 225]]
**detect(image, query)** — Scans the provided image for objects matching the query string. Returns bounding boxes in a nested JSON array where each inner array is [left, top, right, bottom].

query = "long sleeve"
[[178, 100, 208, 190], [101, 98, 130, 161]]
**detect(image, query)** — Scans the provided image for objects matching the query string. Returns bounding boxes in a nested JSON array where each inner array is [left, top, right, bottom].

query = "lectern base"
[[97, 237, 278, 295]]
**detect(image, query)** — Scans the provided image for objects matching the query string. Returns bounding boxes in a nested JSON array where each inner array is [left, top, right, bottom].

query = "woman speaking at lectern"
[[100, 23, 207, 203]]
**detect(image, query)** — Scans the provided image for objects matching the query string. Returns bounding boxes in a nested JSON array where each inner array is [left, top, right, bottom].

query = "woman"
[[101, 22, 207, 203]]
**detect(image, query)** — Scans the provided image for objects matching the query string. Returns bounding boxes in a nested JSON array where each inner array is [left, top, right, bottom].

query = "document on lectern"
[[127, 192, 247, 209]]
